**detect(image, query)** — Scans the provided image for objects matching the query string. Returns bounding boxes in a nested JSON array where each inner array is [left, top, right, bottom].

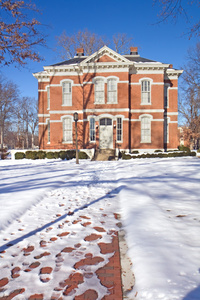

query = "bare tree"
[[55, 29, 134, 59], [56, 29, 106, 60], [0, 0, 45, 66], [179, 42, 200, 149], [153, 0, 200, 38], [15, 97, 38, 149], [112, 33, 133, 54], [0, 76, 19, 156]]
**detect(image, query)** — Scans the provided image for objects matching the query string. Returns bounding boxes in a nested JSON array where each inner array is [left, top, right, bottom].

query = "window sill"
[[107, 102, 118, 105], [62, 104, 72, 107], [140, 103, 151, 105], [140, 141, 151, 143], [90, 141, 96, 143], [62, 141, 73, 144], [94, 102, 105, 105]]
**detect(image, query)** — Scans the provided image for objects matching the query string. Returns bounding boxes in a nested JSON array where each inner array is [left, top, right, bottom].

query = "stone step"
[[93, 149, 116, 161]]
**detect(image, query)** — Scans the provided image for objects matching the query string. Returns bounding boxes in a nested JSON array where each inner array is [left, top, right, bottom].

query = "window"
[[62, 81, 72, 106], [100, 118, 112, 126], [90, 117, 95, 142], [63, 117, 72, 143], [141, 80, 151, 104], [117, 118, 122, 142], [164, 118, 169, 143], [107, 79, 117, 103], [141, 116, 151, 143], [164, 85, 169, 107], [47, 87, 50, 110], [95, 79, 105, 104], [47, 119, 50, 143]]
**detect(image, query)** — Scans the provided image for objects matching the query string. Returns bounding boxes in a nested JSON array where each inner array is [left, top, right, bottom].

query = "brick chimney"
[[76, 48, 84, 56], [130, 47, 138, 55], [169, 64, 173, 68]]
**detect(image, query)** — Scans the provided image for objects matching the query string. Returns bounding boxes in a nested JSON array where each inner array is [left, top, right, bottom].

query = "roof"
[[124, 56, 157, 63], [50, 57, 86, 67]]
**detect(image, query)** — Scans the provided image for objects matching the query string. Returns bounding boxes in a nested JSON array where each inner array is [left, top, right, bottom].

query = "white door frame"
[[99, 117, 113, 149]]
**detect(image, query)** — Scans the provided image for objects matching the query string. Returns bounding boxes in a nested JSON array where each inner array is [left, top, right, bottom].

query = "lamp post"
[[73, 112, 79, 164]]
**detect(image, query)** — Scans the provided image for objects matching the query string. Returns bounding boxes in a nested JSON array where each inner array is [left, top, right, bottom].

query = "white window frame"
[[62, 81, 72, 106], [107, 78, 118, 104], [62, 116, 73, 143], [47, 86, 50, 110], [140, 115, 152, 143], [116, 117, 122, 142], [94, 77, 105, 104], [89, 117, 96, 142], [140, 78, 152, 105]]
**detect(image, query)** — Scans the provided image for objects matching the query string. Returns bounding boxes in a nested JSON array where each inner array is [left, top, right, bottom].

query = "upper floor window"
[[117, 117, 122, 142], [95, 79, 105, 104], [47, 87, 50, 110], [63, 117, 72, 143], [164, 85, 169, 107], [62, 81, 72, 106], [107, 79, 117, 104], [141, 116, 151, 143], [141, 80, 151, 104], [90, 117, 95, 142]]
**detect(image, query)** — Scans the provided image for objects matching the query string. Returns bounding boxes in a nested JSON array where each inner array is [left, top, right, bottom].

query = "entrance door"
[[99, 118, 113, 149]]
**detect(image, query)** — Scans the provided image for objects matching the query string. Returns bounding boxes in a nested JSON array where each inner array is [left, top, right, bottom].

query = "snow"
[[0, 157, 200, 299]]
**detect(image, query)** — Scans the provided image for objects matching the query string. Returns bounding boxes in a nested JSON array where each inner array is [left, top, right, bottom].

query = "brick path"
[[0, 211, 124, 300]]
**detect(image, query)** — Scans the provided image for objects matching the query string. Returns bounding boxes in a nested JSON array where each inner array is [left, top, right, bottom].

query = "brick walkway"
[[0, 212, 124, 300]]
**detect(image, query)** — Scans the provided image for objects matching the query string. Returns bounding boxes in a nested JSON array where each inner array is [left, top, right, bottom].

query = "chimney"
[[130, 47, 138, 55], [76, 48, 84, 56], [169, 64, 173, 68]]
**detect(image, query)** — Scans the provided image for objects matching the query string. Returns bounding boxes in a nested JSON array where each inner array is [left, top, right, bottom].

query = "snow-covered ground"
[[0, 157, 200, 300]]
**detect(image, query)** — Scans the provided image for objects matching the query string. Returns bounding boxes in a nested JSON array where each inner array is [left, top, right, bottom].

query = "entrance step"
[[93, 149, 116, 161]]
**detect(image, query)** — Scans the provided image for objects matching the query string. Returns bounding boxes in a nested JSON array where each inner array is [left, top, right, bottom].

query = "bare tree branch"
[[153, 0, 200, 38], [0, 0, 46, 66]]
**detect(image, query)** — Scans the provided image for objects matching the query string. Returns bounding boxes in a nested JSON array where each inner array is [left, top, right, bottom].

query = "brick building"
[[33, 45, 183, 155]]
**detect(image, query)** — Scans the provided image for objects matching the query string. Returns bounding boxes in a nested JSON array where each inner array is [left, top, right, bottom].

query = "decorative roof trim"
[[80, 45, 131, 64]]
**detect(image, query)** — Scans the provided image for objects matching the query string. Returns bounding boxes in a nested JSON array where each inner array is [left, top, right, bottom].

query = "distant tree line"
[[0, 75, 38, 151]]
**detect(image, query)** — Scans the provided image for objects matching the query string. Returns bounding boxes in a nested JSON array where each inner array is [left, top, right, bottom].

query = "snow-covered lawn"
[[0, 157, 200, 299]]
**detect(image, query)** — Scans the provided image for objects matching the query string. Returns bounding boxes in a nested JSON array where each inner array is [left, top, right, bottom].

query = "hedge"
[[14, 150, 89, 160], [121, 150, 196, 160]]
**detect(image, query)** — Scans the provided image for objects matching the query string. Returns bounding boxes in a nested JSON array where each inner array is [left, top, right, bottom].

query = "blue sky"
[[2, 0, 199, 100]]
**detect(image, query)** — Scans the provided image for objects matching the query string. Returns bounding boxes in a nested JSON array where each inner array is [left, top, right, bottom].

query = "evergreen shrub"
[[178, 145, 190, 152], [15, 152, 25, 159], [66, 150, 76, 160], [78, 151, 89, 159], [46, 152, 56, 159], [37, 151, 46, 159], [59, 151, 67, 160], [25, 151, 38, 160]]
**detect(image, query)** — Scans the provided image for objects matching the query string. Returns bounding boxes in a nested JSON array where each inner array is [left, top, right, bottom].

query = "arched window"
[[63, 117, 72, 143], [141, 80, 151, 104], [95, 79, 105, 104], [107, 78, 117, 103], [141, 116, 151, 143], [62, 81, 72, 106]]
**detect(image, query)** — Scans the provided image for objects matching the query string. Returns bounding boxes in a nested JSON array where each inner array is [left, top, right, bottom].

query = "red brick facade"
[[33, 46, 183, 153]]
